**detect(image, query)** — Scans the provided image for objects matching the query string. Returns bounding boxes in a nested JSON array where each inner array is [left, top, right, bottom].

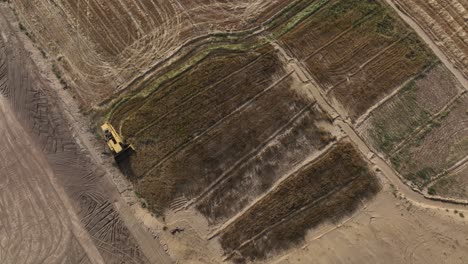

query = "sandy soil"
[[0, 3, 171, 263], [3, 0, 468, 263], [262, 183, 468, 264], [0, 97, 100, 263]]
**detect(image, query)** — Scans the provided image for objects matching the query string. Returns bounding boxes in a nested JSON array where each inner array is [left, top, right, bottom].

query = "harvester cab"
[[101, 122, 134, 162]]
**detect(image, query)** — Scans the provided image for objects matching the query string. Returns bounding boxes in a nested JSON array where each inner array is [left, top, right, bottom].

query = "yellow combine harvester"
[[101, 122, 134, 161]]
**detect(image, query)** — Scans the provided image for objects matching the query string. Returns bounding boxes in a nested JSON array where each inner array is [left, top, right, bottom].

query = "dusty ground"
[[261, 183, 468, 264], [0, 3, 171, 263], [3, 0, 468, 263], [9, 0, 291, 107], [0, 95, 98, 264]]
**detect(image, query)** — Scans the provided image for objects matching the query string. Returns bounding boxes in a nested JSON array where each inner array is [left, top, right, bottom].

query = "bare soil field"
[[280, 0, 435, 120], [9, 0, 291, 107], [258, 185, 468, 264], [392, 0, 468, 79]]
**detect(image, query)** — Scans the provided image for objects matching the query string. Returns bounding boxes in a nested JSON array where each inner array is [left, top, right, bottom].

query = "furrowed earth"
[[2, 0, 468, 263]]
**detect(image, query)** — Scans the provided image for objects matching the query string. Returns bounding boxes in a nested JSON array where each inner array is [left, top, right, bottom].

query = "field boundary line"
[[222, 172, 363, 261], [303, 10, 378, 62], [187, 103, 316, 210], [326, 33, 410, 95], [100, 0, 317, 109], [426, 155, 468, 190], [354, 61, 440, 128], [131, 53, 272, 137], [139, 71, 294, 179], [206, 139, 339, 240], [390, 91, 467, 156], [387, 0, 468, 91]]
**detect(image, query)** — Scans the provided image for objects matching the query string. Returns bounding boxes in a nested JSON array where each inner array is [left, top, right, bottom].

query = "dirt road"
[[0, 3, 171, 263], [385, 0, 468, 92]]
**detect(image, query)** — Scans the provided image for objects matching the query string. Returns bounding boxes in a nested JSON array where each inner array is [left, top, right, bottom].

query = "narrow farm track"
[[0, 4, 172, 264], [387, 0, 468, 91], [275, 38, 468, 211]]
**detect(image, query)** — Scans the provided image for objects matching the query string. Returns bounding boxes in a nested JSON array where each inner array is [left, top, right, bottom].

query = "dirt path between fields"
[[385, 0, 468, 92], [273, 39, 468, 212], [0, 3, 172, 263]]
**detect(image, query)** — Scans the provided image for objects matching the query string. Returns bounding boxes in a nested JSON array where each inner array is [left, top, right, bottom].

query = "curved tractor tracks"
[[0, 3, 172, 264]]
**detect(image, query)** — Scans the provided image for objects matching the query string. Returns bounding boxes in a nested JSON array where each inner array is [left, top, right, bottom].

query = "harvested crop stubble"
[[393, 95, 468, 187], [220, 142, 380, 262], [280, 0, 435, 119], [358, 64, 462, 154], [432, 165, 468, 200]]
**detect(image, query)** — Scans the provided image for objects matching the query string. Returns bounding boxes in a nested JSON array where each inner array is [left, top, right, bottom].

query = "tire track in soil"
[[0, 4, 158, 264]]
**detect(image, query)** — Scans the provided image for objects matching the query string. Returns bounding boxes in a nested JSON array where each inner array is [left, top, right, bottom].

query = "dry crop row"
[[219, 142, 380, 262], [279, 0, 435, 120]]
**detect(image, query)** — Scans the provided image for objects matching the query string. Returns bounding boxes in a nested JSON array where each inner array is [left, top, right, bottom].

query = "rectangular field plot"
[[195, 106, 334, 225], [358, 64, 463, 154], [392, 94, 468, 187], [279, 0, 435, 119], [218, 142, 380, 262], [111, 46, 336, 214]]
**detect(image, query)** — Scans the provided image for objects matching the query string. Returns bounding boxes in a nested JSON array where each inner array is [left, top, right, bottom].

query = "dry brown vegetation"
[[393, 95, 468, 187], [280, 0, 435, 119], [432, 165, 468, 200], [111, 46, 335, 216], [357, 62, 467, 188], [393, 0, 468, 79], [358, 64, 462, 154], [219, 142, 380, 262], [7, 0, 468, 262], [10, 0, 291, 106], [195, 106, 334, 225]]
